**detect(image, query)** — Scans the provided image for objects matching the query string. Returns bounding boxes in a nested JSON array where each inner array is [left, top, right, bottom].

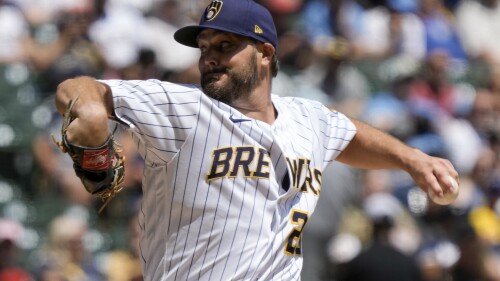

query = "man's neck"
[[231, 91, 276, 125]]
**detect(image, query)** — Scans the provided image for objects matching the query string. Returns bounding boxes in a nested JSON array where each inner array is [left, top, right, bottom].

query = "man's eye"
[[220, 42, 233, 51]]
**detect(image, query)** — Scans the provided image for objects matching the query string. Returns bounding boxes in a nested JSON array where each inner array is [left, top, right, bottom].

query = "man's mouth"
[[202, 69, 227, 84], [205, 72, 223, 81]]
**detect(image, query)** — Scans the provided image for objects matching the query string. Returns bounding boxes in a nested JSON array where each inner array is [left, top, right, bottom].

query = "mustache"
[[202, 67, 229, 76]]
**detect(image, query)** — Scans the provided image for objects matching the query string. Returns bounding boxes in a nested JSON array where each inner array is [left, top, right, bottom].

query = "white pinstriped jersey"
[[102, 79, 357, 281]]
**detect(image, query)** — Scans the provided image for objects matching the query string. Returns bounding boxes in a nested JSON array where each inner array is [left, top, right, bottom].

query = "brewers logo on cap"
[[174, 0, 278, 48], [205, 0, 223, 21]]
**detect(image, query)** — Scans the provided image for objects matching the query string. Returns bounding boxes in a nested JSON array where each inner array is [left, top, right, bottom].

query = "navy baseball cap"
[[174, 0, 278, 49]]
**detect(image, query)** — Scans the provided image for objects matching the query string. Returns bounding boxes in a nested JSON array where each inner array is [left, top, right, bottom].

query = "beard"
[[201, 51, 259, 105]]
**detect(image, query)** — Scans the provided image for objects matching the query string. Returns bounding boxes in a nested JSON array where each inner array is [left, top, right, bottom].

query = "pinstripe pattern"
[[101, 79, 357, 281]]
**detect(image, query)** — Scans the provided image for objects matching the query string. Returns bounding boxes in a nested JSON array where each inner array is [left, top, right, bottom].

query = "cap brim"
[[174, 25, 263, 48], [174, 26, 205, 48]]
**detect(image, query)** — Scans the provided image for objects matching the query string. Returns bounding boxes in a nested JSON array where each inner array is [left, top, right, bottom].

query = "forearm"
[[337, 119, 416, 171], [337, 119, 458, 196], [55, 76, 114, 147]]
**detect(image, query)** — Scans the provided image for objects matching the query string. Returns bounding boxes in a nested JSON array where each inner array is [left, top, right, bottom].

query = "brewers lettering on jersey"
[[54, 0, 459, 280]]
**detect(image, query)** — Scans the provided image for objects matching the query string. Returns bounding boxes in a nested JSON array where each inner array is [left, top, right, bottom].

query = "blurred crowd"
[[0, 0, 499, 280]]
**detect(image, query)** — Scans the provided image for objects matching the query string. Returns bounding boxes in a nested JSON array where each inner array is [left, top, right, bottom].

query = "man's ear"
[[260, 43, 276, 66]]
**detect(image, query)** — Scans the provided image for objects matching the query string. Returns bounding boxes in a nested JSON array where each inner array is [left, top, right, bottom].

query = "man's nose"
[[201, 48, 220, 67]]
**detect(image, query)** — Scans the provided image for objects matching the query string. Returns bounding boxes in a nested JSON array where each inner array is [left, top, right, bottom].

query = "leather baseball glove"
[[52, 96, 125, 213]]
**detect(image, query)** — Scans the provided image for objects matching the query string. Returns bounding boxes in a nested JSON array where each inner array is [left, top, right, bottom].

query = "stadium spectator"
[[102, 211, 144, 281], [25, 2, 104, 95], [32, 214, 106, 281], [0, 218, 33, 281], [417, 0, 468, 63], [336, 191, 423, 281], [455, 0, 500, 65], [0, 0, 30, 64]]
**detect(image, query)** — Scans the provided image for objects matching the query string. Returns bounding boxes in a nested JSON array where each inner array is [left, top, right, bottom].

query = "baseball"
[[428, 175, 459, 205]]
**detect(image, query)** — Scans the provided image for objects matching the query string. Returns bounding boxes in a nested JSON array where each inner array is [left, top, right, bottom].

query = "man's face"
[[197, 30, 260, 104]]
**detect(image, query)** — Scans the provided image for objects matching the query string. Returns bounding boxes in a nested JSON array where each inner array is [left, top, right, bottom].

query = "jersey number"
[[285, 210, 309, 255]]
